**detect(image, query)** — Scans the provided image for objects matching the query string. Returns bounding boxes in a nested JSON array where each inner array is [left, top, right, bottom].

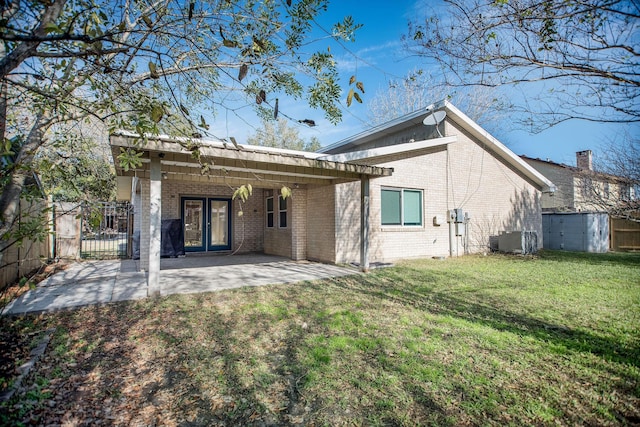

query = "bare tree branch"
[[405, 0, 639, 130]]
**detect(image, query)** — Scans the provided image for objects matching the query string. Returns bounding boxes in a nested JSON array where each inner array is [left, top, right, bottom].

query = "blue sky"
[[211, 0, 637, 168]]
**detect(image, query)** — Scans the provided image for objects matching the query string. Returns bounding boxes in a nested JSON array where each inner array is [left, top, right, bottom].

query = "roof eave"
[[110, 132, 393, 179], [318, 100, 447, 153]]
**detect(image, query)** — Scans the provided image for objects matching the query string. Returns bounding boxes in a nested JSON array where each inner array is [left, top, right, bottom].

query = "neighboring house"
[[522, 151, 639, 252], [522, 150, 636, 214], [111, 100, 555, 294]]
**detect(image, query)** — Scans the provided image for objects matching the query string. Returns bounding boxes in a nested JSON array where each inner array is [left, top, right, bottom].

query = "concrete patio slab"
[[160, 258, 355, 296], [2, 254, 357, 315]]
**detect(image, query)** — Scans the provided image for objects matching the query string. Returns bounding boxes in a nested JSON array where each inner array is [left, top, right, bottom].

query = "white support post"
[[148, 155, 162, 297], [360, 176, 370, 272]]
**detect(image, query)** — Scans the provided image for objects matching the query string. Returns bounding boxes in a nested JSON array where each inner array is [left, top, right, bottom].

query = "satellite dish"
[[422, 110, 446, 126]]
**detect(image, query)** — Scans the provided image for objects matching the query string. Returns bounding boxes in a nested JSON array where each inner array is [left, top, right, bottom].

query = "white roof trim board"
[[443, 102, 556, 193], [110, 131, 393, 181], [317, 136, 457, 163], [320, 100, 556, 193], [112, 129, 327, 159]]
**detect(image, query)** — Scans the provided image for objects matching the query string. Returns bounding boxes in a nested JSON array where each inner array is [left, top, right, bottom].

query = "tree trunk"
[[0, 0, 66, 79], [0, 115, 49, 264]]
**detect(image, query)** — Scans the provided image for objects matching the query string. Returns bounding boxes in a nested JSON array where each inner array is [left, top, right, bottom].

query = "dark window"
[[279, 196, 287, 228], [266, 197, 274, 228]]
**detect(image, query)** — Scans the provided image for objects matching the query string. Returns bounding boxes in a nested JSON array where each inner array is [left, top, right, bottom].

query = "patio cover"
[[110, 131, 393, 296]]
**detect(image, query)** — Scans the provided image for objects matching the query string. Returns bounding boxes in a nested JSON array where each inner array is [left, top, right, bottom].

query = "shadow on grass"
[[539, 249, 640, 268], [328, 270, 640, 370], [159, 289, 346, 426]]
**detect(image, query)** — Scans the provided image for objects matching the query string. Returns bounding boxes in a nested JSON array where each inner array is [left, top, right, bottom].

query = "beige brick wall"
[[306, 185, 336, 263], [161, 180, 264, 254], [335, 181, 361, 264], [335, 147, 452, 264], [334, 120, 543, 264], [522, 159, 575, 211], [137, 178, 264, 270], [446, 121, 542, 253]]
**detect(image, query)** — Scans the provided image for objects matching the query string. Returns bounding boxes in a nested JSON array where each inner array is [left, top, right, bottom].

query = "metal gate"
[[80, 201, 133, 259]]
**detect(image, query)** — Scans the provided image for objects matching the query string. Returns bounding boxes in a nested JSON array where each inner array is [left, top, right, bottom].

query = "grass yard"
[[1, 251, 639, 426]]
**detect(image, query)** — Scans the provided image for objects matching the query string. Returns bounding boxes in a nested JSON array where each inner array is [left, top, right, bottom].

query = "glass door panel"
[[183, 198, 205, 251], [209, 199, 231, 250]]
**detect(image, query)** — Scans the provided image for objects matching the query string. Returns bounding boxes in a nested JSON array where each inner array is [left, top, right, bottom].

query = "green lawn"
[[1, 251, 639, 426]]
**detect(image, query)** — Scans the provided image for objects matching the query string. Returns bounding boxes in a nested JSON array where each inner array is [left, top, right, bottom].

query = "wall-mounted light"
[[162, 172, 168, 180]]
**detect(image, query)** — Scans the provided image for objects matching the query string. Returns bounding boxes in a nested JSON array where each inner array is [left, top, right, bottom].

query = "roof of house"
[[521, 155, 632, 184], [110, 131, 393, 187], [320, 100, 556, 193]]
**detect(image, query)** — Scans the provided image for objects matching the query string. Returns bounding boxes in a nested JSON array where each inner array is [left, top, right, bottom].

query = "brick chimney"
[[576, 150, 592, 170]]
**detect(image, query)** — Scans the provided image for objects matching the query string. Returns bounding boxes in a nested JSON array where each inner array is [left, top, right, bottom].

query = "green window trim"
[[381, 188, 423, 227], [381, 189, 401, 225], [266, 196, 274, 228], [278, 195, 288, 228]]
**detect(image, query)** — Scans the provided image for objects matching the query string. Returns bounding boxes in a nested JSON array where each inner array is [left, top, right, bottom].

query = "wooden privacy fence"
[[610, 218, 640, 252], [54, 202, 82, 259], [1, 201, 134, 290], [0, 198, 53, 290]]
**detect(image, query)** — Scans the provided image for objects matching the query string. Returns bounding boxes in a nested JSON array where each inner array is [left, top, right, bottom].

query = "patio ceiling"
[[110, 132, 393, 187]]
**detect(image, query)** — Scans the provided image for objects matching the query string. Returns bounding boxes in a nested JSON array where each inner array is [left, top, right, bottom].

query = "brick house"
[[111, 100, 555, 293], [318, 100, 555, 261]]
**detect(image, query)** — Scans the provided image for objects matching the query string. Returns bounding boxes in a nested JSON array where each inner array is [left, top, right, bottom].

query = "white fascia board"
[[443, 101, 557, 193], [111, 131, 393, 178], [317, 136, 457, 163], [110, 130, 325, 159], [318, 100, 448, 154]]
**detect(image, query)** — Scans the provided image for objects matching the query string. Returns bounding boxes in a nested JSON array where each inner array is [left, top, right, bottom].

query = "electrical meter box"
[[454, 208, 464, 223]]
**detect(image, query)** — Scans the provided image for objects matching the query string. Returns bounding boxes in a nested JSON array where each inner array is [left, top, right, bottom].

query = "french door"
[[181, 197, 231, 252]]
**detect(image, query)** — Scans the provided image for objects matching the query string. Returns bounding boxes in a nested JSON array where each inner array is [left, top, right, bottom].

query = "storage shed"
[[542, 212, 609, 253]]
